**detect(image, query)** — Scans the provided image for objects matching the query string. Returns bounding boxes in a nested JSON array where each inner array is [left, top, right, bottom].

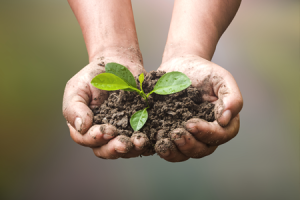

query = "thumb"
[[62, 80, 95, 134], [213, 71, 243, 127], [62, 71, 107, 134]]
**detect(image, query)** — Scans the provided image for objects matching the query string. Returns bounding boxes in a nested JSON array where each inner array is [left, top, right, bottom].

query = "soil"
[[92, 71, 215, 153]]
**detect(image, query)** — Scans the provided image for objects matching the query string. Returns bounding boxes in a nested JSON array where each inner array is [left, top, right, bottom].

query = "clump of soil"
[[92, 71, 215, 153]]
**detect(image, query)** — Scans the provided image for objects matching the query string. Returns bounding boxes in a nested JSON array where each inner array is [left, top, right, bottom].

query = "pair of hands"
[[63, 55, 243, 162]]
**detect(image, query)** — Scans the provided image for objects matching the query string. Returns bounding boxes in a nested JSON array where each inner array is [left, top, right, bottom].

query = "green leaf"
[[150, 71, 191, 95], [139, 73, 144, 92], [130, 108, 148, 131], [91, 73, 139, 91], [105, 62, 137, 88], [123, 88, 138, 92]]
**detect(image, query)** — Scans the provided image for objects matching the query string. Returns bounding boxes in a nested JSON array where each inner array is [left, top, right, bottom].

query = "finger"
[[185, 114, 240, 145], [131, 132, 150, 151], [92, 135, 134, 159], [211, 68, 243, 126], [120, 132, 151, 158], [141, 150, 155, 157], [170, 128, 218, 158], [68, 123, 118, 147], [62, 62, 107, 134], [155, 138, 189, 162]]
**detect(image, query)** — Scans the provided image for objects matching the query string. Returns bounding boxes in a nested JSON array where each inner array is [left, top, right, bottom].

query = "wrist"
[[90, 47, 145, 76], [89, 45, 143, 64], [161, 43, 215, 65]]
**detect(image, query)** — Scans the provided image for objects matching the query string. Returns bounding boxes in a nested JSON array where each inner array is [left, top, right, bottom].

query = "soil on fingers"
[[92, 71, 215, 154]]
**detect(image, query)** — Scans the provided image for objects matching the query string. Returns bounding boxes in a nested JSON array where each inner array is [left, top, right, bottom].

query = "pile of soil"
[[92, 71, 215, 153]]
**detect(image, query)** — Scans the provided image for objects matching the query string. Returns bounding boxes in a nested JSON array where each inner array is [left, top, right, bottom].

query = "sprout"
[[91, 62, 191, 131]]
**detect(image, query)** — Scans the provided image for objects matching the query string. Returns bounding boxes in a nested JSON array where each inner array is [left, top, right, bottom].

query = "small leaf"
[[151, 71, 191, 95], [130, 108, 148, 131], [139, 73, 144, 92], [91, 73, 138, 91], [105, 62, 137, 88]]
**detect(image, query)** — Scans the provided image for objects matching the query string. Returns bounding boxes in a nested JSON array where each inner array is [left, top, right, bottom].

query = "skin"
[[156, 55, 242, 162], [64, 0, 152, 159], [156, 0, 243, 162], [63, 0, 243, 161]]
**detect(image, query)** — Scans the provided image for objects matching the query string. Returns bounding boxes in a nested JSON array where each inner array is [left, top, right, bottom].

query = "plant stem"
[[145, 97, 149, 107], [139, 91, 149, 107]]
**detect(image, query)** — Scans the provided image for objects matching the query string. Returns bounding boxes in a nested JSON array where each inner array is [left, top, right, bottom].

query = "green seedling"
[[91, 62, 191, 131]]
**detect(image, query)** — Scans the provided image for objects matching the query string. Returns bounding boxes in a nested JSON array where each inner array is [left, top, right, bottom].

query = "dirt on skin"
[[92, 71, 215, 153]]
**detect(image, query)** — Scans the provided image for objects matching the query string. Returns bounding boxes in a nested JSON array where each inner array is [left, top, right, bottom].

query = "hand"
[[155, 55, 243, 162], [63, 57, 153, 159]]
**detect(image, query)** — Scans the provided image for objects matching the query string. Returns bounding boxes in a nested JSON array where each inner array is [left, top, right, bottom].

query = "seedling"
[[91, 62, 191, 131]]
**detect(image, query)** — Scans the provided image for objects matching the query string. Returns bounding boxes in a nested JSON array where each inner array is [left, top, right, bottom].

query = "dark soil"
[[92, 71, 215, 153]]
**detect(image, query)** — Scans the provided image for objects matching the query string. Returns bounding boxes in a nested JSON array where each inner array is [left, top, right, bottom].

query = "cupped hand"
[[63, 57, 152, 159], [156, 55, 243, 162]]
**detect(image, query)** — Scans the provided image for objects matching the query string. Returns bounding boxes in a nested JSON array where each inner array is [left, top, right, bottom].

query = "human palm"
[[63, 57, 153, 159], [156, 55, 243, 162]]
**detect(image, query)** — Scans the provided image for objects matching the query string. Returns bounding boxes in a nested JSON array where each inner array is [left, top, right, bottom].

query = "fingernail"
[[134, 137, 145, 151], [103, 133, 114, 140], [115, 142, 128, 153], [116, 136, 133, 153], [185, 123, 197, 134], [218, 110, 231, 127], [75, 117, 82, 133], [174, 138, 185, 147], [100, 125, 116, 140]]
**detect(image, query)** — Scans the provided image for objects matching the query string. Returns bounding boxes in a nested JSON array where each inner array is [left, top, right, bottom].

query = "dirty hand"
[[156, 55, 243, 162], [63, 58, 152, 159]]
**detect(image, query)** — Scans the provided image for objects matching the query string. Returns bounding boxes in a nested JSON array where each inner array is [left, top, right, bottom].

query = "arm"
[[63, 0, 150, 159], [163, 0, 241, 61], [68, 0, 142, 65], [157, 0, 243, 162]]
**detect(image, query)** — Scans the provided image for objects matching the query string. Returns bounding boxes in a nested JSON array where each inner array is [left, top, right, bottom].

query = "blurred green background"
[[0, 0, 299, 199]]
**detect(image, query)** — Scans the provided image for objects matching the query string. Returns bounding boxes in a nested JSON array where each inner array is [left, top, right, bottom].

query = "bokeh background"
[[0, 0, 299, 199]]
